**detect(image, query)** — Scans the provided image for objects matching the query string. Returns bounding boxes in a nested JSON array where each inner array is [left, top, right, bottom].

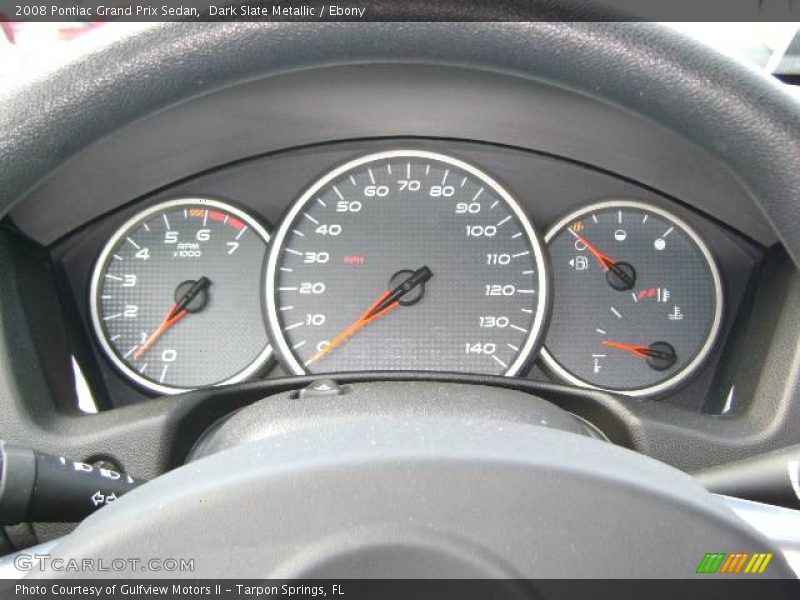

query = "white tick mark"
[[491, 355, 508, 369]]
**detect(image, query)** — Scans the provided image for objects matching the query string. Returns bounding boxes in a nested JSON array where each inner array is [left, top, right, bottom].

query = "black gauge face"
[[265, 150, 550, 376], [541, 200, 723, 396], [90, 198, 272, 394]]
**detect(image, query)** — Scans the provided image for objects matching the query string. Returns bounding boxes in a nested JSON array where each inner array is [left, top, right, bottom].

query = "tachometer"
[[265, 150, 550, 375], [90, 198, 272, 394], [541, 200, 723, 396]]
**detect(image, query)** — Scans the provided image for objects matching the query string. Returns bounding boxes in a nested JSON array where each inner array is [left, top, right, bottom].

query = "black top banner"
[[1, 0, 799, 22]]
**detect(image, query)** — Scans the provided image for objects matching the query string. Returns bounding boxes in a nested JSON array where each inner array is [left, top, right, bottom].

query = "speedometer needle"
[[133, 276, 211, 360], [307, 266, 433, 365]]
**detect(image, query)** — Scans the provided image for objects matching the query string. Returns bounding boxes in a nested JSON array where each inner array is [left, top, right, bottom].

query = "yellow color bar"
[[758, 554, 773, 574], [744, 553, 773, 574]]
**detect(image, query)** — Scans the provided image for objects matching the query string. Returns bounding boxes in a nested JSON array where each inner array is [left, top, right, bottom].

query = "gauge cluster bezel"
[[45, 139, 760, 410]]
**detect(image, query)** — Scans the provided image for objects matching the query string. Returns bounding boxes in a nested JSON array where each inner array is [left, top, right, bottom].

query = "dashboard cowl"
[[188, 381, 605, 461]]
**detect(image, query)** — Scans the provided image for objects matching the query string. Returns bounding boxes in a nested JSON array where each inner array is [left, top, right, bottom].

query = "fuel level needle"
[[602, 340, 677, 371]]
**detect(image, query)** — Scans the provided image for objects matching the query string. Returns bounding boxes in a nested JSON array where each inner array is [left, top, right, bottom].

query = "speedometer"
[[265, 150, 550, 375]]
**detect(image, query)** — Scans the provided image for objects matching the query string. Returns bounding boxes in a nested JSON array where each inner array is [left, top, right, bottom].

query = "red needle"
[[133, 304, 187, 360], [568, 227, 617, 272], [601, 340, 650, 360], [307, 266, 433, 365], [133, 276, 211, 361], [307, 291, 399, 364]]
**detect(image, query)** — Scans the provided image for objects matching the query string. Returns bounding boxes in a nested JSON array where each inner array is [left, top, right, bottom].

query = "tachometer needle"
[[307, 266, 433, 365], [602, 340, 676, 371], [133, 276, 211, 360]]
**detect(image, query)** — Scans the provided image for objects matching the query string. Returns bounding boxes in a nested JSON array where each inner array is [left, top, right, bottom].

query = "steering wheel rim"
[[1, 22, 799, 264]]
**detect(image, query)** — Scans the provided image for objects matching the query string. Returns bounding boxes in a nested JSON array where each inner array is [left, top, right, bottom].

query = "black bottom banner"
[[1, 579, 799, 600]]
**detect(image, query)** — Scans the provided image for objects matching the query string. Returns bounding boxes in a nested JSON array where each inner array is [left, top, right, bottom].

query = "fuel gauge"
[[540, 200, 723, 397]]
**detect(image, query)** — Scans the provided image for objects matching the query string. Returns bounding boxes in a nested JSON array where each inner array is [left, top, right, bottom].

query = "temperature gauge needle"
[[307, 266, 433, 365], [569, 228, 616, 271], [133, 276, 211, 360], [602, 340, 676, 371], [569, 228, 636, 291]]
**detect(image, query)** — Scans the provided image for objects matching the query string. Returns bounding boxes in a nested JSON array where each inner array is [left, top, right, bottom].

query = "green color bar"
[[697, 553, 726, 574]]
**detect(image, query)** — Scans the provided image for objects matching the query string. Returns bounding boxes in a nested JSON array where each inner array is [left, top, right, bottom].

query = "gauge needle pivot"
[[308, 266, 433, 364], [133, 276, 212, 360]]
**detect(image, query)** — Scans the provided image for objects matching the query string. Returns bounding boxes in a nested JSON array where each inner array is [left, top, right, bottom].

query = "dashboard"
[[2, 26, 800, 569], [1, 25, 798, 485], [12, 139, 763, 412]]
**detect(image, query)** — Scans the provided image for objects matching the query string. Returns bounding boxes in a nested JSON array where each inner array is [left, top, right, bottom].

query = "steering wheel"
[[1, 19, 799, 580]]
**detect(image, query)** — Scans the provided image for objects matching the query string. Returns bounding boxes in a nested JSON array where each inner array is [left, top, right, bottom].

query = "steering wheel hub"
[[34, 383, 791, 578]]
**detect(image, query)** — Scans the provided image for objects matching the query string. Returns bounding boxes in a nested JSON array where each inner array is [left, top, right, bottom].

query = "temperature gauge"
[[540, 200, 723, 397]]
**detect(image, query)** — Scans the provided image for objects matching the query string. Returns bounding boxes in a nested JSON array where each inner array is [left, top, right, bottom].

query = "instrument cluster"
[[84, 148, 729, 400]]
